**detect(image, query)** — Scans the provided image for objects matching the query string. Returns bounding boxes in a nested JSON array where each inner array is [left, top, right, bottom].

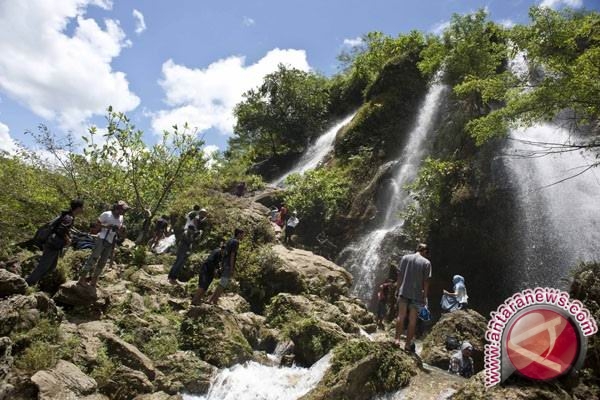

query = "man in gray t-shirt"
[[395, 243, 432, 351]]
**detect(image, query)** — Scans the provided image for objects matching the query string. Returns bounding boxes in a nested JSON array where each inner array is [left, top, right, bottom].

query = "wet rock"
[[287, 317, 347, 367], [301, 340, 417, 400], [101, 366, 153, 400], [31, 360, 97, 400], [179, 304, 253, 368], [421, 309, 487, 373], [53, 281, 110, 311], [100, 332, 157, 381], [452, 371, 574, 400], [155, 351, 216, 395], [0, 269, 27, 298], [0, 293, 60, 336]]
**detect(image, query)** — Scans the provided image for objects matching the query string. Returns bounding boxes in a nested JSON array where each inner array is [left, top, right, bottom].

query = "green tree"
[[232, 65, 330, 160]]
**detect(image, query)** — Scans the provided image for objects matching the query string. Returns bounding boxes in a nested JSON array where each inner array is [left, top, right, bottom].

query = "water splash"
[[271, 113, 357, 186], [184, 353, 332, 400], [339, 79, 447, 302], [504, 124, 600, 288]]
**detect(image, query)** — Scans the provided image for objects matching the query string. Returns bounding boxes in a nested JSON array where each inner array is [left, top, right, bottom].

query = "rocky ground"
[[1, 193, 599, 400]]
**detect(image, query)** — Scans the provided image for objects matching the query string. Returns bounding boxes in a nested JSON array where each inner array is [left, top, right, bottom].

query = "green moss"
[[143, 332, 179, 361], [282, 317, 345, 366], [90, 345, 119, 387], [329, 340, 414, 392]]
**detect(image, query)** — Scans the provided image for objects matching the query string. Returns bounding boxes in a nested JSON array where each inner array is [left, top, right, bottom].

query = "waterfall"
[[503, 124, 600, 289], [338, 79, 447, 302], [271, 113, 357, 186], [183, 353, 332, 400]]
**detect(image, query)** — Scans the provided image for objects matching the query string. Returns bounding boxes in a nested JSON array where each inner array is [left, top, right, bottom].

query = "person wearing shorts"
[[191, 243, 224, 305], [209, 228, 245, 304], [394, 243, 432, 351]]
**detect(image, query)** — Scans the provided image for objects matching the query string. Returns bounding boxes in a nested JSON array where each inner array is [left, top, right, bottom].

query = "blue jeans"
[[168, 240, 190, 280]]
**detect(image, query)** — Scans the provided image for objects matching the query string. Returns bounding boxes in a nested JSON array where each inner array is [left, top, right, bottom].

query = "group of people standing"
[[268, 203, 300, 245], [23, 199, 245, 307]]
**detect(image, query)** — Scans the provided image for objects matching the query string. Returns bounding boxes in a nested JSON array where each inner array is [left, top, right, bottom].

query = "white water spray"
[[504, 124, 600, 287], [271, 113, 357, 186], [339, 79, 447, 302], [184, 353, 332, 400]]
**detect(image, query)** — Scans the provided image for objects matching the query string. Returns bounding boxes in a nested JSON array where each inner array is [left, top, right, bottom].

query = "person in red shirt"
[[377, 278, 395, 328], [277, 203, 288, 228]]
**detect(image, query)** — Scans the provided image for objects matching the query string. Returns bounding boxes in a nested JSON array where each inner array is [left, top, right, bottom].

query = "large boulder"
[[179, 304, 253, 368], [155, 351, 216, 395], [31, 360, 97, 400], [271, 245, 353, 297], [75, 321, 118, 368], [0, 269, 27, 298], [53, 281, 110, 312], [300, 340, 417, 400], [421, 309, 487, 373], [100, 366, 153, 400], [286, 317, 348, 367], [99, 332, 157, 381], [265, 293, 370, 335], [0, 293, 60, 336]]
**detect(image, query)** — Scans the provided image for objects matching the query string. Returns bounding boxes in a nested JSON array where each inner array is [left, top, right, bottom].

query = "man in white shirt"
[[284, 211, 300, 245], [78, 201, 129, 287]]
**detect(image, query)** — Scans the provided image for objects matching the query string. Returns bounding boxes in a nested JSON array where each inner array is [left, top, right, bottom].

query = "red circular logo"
[[506, 309, 578, 380]]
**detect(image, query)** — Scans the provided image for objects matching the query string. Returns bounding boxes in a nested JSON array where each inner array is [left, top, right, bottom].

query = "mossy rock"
[[178, 304, 252, 368], [334, 53, 427, 161], [421, 309, 487, 373], [570, 262, 600, 377], [284, 317, 347, 367], [155, 351, 216, 395], [300, 339, 417, 400]]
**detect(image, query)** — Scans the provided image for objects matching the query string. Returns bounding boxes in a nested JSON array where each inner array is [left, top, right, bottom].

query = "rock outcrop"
[[31, 360, 97, 400], [0, 292, 60, 336], [421, 309, 487, 373], [0, 269, 27, 298]]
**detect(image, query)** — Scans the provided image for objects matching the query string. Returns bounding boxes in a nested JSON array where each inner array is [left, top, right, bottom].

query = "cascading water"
[[502, 53, 600, 290], [183, 353, 332, 400], [503, 124, 600, 289], [338, 78, 447, 303], [271, 113, 357, 186]]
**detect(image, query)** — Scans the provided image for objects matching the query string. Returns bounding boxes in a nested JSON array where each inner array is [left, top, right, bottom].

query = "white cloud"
[[0, 1, 140, 133], [151, 48, 310, 135], [431, 20, 451, 36], [242, 16, 255, 27], [343, 37, 363, 47], [132, 9, 146, 35], [0, 121, 18, 154], [499, 19, 516, 28], [539, 0, 583, 9]]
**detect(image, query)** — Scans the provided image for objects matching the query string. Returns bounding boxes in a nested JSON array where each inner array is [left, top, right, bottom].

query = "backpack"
[[445, 335, 460, 351], [31, 215, 62, 250]]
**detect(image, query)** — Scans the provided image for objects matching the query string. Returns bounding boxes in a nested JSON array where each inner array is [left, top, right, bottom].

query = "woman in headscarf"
[[441, 275, 469, 312]]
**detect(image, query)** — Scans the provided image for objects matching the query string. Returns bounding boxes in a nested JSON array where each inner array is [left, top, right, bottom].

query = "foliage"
[[419, 10, 508, 87], [232, 65, 330, 161], [403, 158, 470, 240], [284, 166, 352, 224], [143, 332, 179, 361], [466, 8, 600, 145], [90, 345, 119, 386]]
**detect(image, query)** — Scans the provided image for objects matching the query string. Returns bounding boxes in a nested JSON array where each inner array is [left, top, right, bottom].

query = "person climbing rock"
[[376, 278, 395, 328], [449, 341, 474, 378], [78, 201, 128, 288], [268, 206, 279, 223], [26, 199, 84, 286], [284, 211, 299, 245], [276, 203, 288, 228], [441, 274, 469, 312], [168, 209, 207, 284], [394, 243, 432, 352], [191, 242, 225, 305], [209, 228, 245, 304], [149, 214, 170, 249]]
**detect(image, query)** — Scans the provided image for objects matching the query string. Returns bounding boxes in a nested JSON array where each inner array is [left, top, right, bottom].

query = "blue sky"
[[1, 0, 598, 155]]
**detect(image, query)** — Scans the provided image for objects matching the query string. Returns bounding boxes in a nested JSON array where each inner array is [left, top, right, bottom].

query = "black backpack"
[[445, 335, 461, 351], [31, 215, 62, 249]]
